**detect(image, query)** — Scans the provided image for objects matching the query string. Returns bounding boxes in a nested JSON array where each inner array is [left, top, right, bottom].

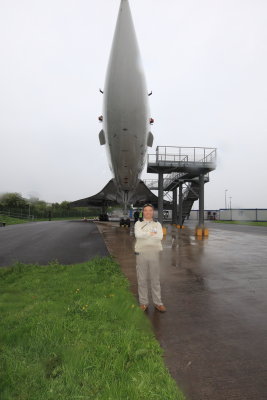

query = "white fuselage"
[[102, 0, 151, 205]]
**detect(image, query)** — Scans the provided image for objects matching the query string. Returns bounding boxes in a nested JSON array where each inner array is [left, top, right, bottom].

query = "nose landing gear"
[[120, 218, 131, 228], [119, 190, 131, 227]]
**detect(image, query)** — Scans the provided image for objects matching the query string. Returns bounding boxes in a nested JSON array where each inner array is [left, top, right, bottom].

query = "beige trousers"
[[135, 251, 163, 305]]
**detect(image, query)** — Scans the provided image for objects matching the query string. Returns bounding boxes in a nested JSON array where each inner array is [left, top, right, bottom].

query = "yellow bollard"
[[203, 228, 209, 237], [181, 225, 185, 229], [196, 228, 203, 236], [162, 227, 167, 236], [176, 225, 180, 229]]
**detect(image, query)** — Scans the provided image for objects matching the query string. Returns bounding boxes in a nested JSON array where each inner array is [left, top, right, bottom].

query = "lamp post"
[[224, 189, 228, 209]]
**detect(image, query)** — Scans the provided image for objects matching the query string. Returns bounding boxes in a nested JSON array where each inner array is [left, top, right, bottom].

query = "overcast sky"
[[1, 0, 267, 209]]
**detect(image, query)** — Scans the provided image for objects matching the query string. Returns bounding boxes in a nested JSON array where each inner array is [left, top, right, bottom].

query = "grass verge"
[[33, 217, 96, 222], [0, 215, 29, 225], [211, 220, 267, 227], [0, 257, 184, 400], [0, 216, 96, 225]]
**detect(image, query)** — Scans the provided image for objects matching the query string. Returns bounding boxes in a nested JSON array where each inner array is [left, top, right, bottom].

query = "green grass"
[[212, 220, 267, 227], [33, 217, 97, 222], [0, 215, 29, 225], [0, 257, 184, 400]]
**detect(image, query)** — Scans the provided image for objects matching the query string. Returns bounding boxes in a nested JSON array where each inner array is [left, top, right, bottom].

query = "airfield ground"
[[96, 220, 267, 400], [0, 220, 108, 266], [1, 219, 267, 399]]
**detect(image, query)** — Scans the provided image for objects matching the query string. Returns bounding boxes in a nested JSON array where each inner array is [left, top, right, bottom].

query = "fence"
[[218, 209, 267, 222], [0, 207, 100, 220], [189, 209, 267, 222]]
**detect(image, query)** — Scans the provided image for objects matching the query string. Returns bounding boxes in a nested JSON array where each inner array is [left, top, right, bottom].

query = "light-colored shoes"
[[154, 304, 167, 312]]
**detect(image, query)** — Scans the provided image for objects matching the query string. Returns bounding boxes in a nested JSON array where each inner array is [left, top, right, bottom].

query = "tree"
[[0, 193, 27, 209], [60, 201, 71, 210]]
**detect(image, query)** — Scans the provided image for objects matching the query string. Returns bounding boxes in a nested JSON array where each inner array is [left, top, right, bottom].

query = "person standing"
[[134, 204, 166, 312], [134, 209, 139, 224]]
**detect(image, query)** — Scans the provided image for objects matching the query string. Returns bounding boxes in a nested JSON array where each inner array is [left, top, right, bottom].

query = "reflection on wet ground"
[[96, 221, 267, 400]]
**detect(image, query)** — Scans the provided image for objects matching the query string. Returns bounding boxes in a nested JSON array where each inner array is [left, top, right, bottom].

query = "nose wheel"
[[120, 218, 131, 228]]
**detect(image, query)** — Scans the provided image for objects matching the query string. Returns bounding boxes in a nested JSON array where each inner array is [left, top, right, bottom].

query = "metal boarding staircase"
[[144, 174, 210, 224], [145, 146, 217, 224], [163, 174, 209, 224], [178, 179, 207, 224]]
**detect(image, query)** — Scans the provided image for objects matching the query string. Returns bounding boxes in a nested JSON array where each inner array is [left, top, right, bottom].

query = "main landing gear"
[[99, 214, 109, 221]]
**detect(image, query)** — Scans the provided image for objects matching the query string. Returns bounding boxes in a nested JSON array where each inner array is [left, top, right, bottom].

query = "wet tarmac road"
[[96, 221, 267, 400], [0, 220, 108, 267], [206, 220, 267, 236]]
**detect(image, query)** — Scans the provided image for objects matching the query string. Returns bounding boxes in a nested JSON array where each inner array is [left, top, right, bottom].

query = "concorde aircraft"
[[70, 0, 162, 222]]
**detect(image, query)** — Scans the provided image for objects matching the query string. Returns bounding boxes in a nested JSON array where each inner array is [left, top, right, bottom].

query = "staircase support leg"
[[199, 173, 205, 228], [172, 187, 178, 224], [178, 181, 183, 227], [158, 172, 164, 224]]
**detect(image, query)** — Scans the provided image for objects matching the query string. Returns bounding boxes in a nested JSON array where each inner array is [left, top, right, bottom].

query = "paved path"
[[0, 220, 108, 267], [96, 221, 267, 400]]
